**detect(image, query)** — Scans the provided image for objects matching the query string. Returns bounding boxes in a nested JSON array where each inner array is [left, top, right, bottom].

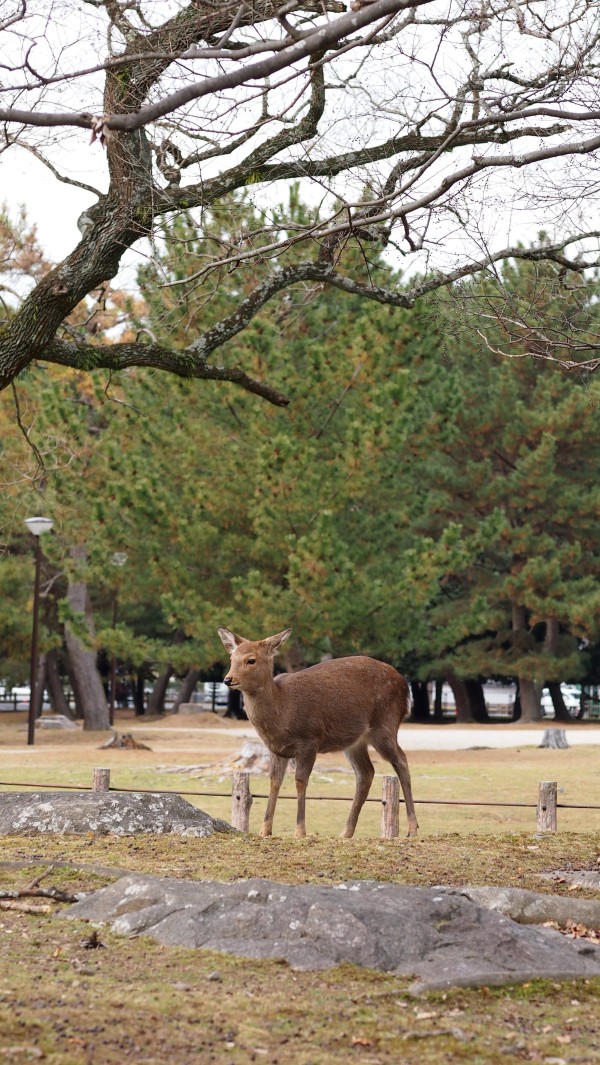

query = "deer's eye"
[[247, 657, 256, 665]]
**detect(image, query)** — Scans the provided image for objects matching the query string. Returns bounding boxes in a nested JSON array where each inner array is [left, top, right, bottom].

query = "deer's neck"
[[243, 676, 285, 742]]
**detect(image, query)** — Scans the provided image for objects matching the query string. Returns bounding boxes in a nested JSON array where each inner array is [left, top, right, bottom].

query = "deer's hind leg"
[[370, 728, 418, 837], [260, 754, 288, 837], [294, 748, 317, 838], [340, 739, 375, 839]]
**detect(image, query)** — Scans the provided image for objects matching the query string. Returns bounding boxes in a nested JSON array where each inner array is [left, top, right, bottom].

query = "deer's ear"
[[264, 628, 292, 655], [217, 627, 246, 653]]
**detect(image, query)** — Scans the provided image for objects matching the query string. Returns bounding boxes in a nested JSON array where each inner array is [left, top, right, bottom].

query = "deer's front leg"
[[260, 754, 288, 837], [294, 749, 317, 838]]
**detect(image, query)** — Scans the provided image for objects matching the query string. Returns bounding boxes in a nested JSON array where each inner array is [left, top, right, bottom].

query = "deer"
[[218, 626, 418, 839]]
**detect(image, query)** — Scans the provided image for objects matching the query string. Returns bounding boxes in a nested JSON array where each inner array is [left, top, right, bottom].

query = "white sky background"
[[2, 143, 105, 259]]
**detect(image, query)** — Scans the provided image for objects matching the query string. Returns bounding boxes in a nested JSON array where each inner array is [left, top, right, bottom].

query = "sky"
[[3, 143, 105, 259], [2, 138, 154, 301]]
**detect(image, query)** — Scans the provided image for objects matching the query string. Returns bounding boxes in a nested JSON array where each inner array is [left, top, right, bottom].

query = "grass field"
[[1, 711, 599, 836], [1, 712, 600, 1064]]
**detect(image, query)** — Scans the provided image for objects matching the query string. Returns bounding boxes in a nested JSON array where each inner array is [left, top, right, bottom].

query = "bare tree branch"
[[1, 0, 600, 403], [44, 337, 292, 406], [0, 0, 430, 131]]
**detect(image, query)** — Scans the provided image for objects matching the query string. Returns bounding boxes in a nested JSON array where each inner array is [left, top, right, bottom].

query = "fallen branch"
[[0, 886, 82, 904], [0, 899, 54, 914]]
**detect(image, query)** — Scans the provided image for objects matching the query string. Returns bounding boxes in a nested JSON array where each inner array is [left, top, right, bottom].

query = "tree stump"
[[98, 732, 152, 750], [539, 729, 569, 749]]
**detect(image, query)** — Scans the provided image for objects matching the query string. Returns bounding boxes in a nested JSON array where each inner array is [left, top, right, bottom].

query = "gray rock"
[[0, 792, 233, 837], [449, 885, 600, 928], [64, 875, 600, 993], [36, 715, 79, 730], [539, 869, 600, 891]]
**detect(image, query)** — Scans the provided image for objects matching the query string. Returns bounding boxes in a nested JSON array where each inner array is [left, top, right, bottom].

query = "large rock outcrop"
[[65, 875, 600, 993], [0, 792, 233, 837]]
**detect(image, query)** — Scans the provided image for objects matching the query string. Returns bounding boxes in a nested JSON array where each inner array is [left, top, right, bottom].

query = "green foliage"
[[0, 553, 36, 682], [399, 264, 600, 684], [2, 195, 600, 699]]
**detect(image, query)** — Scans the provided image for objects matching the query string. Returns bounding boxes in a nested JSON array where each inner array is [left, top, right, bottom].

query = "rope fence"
[[1, 769, 598, 835]]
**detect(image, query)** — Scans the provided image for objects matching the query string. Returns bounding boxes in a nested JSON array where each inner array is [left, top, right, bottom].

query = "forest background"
[[2, 188, 600, 731]]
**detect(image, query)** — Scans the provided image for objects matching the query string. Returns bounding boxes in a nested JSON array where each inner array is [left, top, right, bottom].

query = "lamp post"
[[109, 552, 128, 726], [24, 516, 53, 746]]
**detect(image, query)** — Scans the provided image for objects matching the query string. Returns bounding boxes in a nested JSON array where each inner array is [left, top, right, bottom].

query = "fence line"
[[2, 770, 599, 835], [1, 777, 599, 810]]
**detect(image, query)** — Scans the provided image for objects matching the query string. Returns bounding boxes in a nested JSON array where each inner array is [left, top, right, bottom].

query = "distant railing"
[[1, 770, 598, 837], [0, 687, 226, 715]]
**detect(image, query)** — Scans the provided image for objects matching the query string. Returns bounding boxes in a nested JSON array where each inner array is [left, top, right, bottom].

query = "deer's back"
[[270, 655, 409, 754]]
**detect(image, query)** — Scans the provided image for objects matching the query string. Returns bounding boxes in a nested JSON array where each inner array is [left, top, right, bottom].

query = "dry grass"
[[1, 712, 600, 1064], [1, 711, 599, 836], [1, 832, 600, 1065]]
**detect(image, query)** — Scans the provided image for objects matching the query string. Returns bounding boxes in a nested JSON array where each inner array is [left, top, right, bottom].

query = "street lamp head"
[[111, 552, 128, 567], [24, 516, 53, 537]]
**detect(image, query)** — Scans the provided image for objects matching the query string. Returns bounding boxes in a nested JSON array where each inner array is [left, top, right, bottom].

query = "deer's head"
[[218, 627, 291, 695]]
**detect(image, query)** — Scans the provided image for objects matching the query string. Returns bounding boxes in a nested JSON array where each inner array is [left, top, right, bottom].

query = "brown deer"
[[218, 626, 418, 839]]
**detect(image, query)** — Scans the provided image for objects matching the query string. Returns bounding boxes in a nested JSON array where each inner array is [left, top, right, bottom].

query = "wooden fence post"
[[381, 775, 400, 839], [92, 767, 111, 792], [537, 780, 557, 833], [231, 771, 253, 832]]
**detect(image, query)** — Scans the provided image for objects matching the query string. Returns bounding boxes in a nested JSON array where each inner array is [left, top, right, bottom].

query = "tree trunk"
[[172, 668, 201, 713], [64, 634, 109, 729], [544, 617, 560, 654], [64, 544, 109, 731], [133, 671, 146, 715], [464, 679, 490, 723], [45, 648, 73, 718], [63, 654, 83, 720], [543, 619, 579, 720], [547, 680, 571, 722], [511, 692, 522, 721], [432, 678, 444, 722], [512, 602, 542, 723], [409, 681, 430, 721], [146, 665, 173, 715], [517, 677, 542, 723], [446, 673, 472, 722], [543, 619, 569, 721]]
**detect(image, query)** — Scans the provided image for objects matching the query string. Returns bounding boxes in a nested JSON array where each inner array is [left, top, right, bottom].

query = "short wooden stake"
[[381, 775, 400, 839], [537, 780, 557, 833], [231, 771, 253, 832], [92, 767, 111, 792]]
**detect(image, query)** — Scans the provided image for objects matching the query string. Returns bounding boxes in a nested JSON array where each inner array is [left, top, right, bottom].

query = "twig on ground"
[[0, 885, 82, 904]]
